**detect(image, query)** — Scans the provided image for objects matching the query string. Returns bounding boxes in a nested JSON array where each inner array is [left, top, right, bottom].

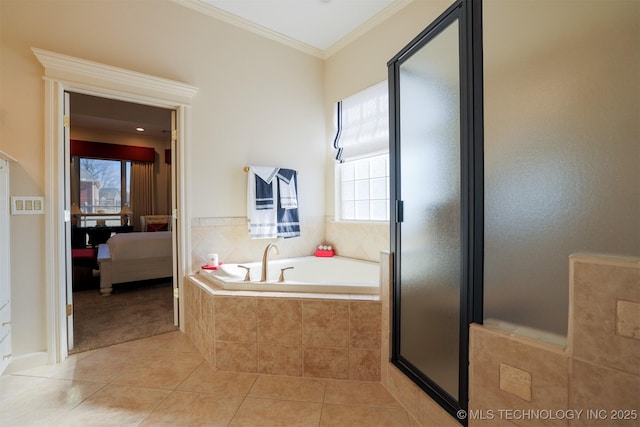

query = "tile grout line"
[[227, 373, 261, 425]]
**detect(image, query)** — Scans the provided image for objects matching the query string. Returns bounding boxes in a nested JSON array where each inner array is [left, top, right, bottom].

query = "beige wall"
[[1, 0, 324, 356]]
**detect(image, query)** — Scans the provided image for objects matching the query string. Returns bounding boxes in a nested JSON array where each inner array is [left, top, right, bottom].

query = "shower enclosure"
[[388, 0, 483, 423]]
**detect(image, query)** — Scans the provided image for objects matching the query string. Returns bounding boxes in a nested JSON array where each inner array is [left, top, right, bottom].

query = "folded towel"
[[255, 175, 274, 210], [247, 167, 278, 239], [277, 169, 298, 209], [253, 166, 279, 210], [253, 166, 279, 183], [276, 169, 300, 238]]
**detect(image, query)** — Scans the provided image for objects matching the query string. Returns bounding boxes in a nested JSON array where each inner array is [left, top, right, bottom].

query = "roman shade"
[[334, 81, 389, 162]]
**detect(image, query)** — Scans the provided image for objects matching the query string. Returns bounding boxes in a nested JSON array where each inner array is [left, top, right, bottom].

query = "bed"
[[97, 231, 173, 295]]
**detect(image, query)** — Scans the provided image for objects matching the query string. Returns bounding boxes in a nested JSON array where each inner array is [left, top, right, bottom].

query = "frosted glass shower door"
[[398, 17, 461, 400], [389, 0, 483, 420]]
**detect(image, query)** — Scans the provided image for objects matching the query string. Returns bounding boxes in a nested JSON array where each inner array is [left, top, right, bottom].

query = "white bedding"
[[107, 231, 172, 260], [98, 231, 173, 295]]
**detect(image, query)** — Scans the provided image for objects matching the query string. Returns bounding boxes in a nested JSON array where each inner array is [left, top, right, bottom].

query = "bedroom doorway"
[[66, 93, 178, 353], [35, 47, 198, 365]]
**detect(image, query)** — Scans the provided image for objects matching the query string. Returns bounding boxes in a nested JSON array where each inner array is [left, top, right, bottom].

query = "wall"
[[483, 0, 640, 336], [1, 0, 324, 358]]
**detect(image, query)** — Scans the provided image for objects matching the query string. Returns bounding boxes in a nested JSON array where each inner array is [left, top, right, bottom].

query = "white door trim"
[[33, 48, 198, 364]]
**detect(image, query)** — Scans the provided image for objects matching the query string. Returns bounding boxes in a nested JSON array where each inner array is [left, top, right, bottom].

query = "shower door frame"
[[388, 0, 484, 424]]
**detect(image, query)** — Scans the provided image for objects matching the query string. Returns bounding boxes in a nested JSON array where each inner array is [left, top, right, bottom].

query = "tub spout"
[[261, 243, 279, 282]]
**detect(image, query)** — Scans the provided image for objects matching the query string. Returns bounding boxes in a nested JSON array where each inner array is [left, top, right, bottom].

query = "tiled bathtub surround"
[[325, 220, 390, 262], [190, 216, 325, 272], [184, 277, 382, 381], [190, 216, 390, 273]]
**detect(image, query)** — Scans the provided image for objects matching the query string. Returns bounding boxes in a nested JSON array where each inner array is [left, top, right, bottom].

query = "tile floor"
[[0, 331, 418, 426]]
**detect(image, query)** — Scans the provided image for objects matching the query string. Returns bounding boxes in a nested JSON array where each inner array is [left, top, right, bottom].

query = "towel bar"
[[243, 166, 298, 174]]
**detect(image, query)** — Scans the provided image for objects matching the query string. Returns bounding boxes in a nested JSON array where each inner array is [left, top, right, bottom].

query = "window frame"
[[72, 156, 131, 227]]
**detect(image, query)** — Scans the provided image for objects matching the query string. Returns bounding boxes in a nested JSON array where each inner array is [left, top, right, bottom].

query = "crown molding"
[[32, 48, 198, 105], [172, 0, 325, 58], [324, 0, 413, 58], [172, 0, 413, 60]]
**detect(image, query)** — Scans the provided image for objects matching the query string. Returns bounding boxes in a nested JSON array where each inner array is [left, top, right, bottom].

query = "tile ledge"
[[187, 274, 380, 301], [474, 321, 568, 353], [569, 253, 640, 267]]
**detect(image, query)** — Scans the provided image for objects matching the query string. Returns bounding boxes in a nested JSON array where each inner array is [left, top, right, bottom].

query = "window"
[[339, 154, 389, 221], [73, 157, 131, 227], [334, 81, 389, 221]]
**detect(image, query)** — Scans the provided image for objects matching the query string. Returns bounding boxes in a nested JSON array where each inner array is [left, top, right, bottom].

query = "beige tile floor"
[[1, 331, 418, 426]]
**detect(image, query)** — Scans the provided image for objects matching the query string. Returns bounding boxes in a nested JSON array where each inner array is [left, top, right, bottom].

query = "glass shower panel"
[[399, 19, 461, 399], [483, 0, 640, 338]]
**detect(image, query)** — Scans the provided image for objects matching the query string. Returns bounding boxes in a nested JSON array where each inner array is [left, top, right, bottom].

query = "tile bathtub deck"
[[0, 331, 417, 426]]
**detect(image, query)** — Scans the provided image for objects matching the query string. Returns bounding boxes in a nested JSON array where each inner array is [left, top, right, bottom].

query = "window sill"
[[328, 219, 390, 225]]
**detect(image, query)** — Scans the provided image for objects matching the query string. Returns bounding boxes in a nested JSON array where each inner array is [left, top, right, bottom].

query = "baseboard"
[[2, 351, 49, 375]]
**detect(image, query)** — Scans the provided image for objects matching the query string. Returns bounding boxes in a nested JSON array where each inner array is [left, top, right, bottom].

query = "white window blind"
[[334, 81, 389, 162]]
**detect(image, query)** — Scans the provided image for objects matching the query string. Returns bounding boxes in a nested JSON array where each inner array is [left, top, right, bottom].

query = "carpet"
[[70, 280, 178, 354]]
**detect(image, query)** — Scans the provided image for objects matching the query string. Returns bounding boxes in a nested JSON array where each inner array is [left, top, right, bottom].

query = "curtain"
[[130, 161, 155, 231]]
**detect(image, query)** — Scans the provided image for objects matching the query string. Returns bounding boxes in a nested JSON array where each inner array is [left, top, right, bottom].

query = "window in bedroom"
[[73, 157, 131, 227], [334, 81, 389, 221]]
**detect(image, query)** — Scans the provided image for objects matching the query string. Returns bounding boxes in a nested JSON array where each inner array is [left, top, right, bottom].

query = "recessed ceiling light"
[[136, 127, 145, 132]]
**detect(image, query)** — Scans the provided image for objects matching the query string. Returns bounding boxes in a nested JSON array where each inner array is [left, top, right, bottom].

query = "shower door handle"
[[395, 200, 404, 223]]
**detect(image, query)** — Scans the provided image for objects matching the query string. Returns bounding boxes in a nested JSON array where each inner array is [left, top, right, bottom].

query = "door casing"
[[33, 48, 198, 364]]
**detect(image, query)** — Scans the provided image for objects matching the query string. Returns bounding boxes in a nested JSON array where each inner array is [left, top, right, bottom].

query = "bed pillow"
[[146, 222, 169, 232]]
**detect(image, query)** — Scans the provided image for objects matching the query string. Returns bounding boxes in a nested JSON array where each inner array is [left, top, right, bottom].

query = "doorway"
[[33, 47, 198, 364], [67, 93, 177, 353]]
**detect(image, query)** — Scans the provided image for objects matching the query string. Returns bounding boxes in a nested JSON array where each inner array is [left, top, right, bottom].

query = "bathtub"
[[198, 256, 379, 294]]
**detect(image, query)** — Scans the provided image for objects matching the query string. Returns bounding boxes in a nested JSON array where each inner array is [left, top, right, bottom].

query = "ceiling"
[[178, 0, 412, 57], [70, 93, 172, 140]]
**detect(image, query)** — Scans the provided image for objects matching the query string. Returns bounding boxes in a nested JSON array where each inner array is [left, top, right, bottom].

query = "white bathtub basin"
[[199, 256, 379, 294]]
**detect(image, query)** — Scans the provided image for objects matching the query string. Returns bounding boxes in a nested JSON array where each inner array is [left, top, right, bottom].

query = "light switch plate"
[[11, 196, 44, 215]]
